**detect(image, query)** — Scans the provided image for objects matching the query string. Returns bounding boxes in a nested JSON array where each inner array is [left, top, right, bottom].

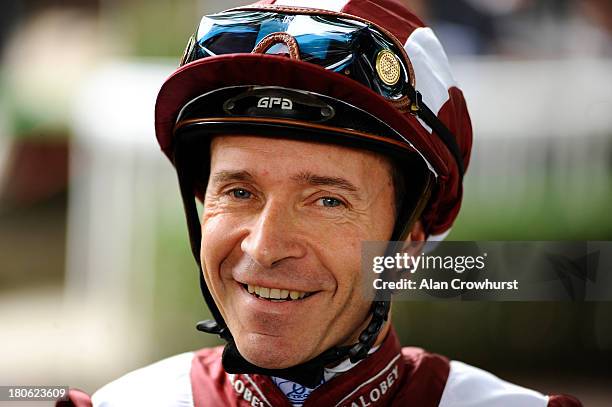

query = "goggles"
[[181, 9, 413, 101]]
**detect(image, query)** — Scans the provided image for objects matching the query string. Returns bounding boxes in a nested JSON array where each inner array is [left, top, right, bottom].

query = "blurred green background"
[[1, 0, 611, 405]]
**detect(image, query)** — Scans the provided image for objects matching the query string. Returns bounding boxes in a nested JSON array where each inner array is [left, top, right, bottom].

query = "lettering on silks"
[[229, 374, 267, 407], [343, 364, 399, 407]]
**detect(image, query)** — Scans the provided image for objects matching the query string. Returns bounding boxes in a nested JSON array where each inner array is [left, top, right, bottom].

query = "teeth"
[[245, 284, 308, 301]]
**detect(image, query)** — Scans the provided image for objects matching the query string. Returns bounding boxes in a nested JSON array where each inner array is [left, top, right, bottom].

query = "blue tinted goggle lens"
[[182, 11, 410, 100]]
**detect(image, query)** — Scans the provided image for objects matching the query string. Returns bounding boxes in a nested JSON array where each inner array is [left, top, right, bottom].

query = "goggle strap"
[[407, 87, 465, 178], [252, 32, 301, 60]]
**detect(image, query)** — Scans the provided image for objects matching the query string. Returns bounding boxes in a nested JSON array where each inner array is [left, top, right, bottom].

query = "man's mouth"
[[242, 284, 313, 302]]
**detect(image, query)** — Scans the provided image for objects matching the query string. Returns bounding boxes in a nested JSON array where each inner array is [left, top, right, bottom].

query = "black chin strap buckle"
[[348, 300, 390, 363], [197, 319, 232, 341]]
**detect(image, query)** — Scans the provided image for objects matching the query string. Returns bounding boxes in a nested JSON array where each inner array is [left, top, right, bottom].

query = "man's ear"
[[403, 220, 426, 255], [407, 220, 426, 242]]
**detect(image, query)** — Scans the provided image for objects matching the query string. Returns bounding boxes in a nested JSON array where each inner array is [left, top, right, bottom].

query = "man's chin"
[[236, 333, 316, 370]]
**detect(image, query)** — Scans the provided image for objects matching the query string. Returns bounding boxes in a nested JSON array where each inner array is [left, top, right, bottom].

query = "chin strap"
[[196, 300, 390, 388], [221, 340, 350, 388]]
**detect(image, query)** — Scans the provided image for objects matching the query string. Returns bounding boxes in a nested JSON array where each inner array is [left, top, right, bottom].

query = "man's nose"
[[240, 201, 307, 268]]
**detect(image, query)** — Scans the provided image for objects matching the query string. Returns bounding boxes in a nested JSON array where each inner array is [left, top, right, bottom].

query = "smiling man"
[[61, 0, 582, 406], [201, 136, 399, 371]]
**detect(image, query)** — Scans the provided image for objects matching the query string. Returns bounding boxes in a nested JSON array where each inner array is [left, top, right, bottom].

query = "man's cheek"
[[202, 211, 230, 237], [327, 246, 362, 294], [201, 216, 236, 262]]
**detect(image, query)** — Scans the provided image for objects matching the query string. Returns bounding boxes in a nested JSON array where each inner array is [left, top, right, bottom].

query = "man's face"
[[201, 135, 396, 369]]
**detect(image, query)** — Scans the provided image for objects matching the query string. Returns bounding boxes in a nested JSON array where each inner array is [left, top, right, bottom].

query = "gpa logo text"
[[257, 97, 293, 110]]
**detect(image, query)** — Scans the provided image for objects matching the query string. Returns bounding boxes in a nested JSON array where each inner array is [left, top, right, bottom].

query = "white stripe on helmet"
[[404, 27, 457, 133]]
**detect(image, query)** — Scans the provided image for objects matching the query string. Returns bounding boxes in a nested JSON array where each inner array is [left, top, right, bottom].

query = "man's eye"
[[229, 188, 252, 199], [319, 197, 344, 208]]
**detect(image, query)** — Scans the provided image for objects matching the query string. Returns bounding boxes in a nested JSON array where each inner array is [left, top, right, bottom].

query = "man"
[[61, 0, 582, 406]]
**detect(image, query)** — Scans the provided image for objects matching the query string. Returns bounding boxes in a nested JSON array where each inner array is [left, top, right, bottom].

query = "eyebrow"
[[291, 171, 359, 193], [210, 170, 255, 185]]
